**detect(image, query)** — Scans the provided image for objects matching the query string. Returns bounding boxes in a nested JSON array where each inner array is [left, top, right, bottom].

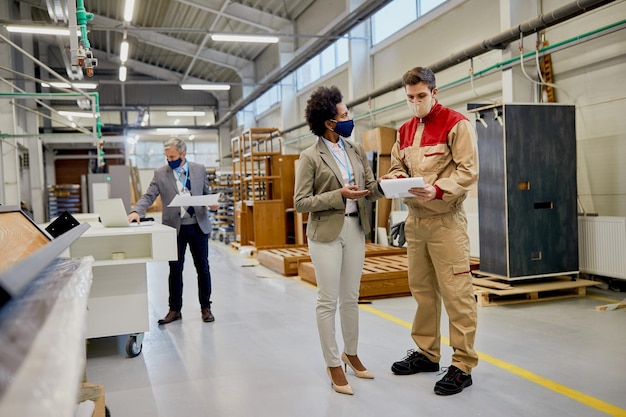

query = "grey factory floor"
[[85, 241, 626, 417]]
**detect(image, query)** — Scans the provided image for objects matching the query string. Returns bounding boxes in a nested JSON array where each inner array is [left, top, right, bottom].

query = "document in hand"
[[167, 193, 221, 207], [380, 177, 426, 198]]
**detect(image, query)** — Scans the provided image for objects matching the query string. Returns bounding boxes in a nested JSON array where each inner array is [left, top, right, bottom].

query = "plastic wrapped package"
[[0, 256, 94, 417]]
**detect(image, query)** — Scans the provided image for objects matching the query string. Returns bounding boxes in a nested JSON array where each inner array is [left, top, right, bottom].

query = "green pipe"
[[284, 20, 625, 145], [0, 91, 102, 138], [76, 0, 94, 49], [440, 19, 626, 91]]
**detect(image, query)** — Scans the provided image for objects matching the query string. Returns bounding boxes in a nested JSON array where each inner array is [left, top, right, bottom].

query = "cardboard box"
[[362, 127, 397, 154]]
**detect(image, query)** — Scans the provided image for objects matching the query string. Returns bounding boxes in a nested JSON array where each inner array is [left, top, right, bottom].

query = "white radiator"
[[578, 216, 626, 280]]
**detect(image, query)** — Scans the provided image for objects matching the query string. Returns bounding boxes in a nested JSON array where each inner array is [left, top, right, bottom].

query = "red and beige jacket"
[[387, 101, 479, 218]]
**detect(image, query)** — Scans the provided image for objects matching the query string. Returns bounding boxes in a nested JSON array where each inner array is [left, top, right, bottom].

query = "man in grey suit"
[[128, 138, 219, 324]]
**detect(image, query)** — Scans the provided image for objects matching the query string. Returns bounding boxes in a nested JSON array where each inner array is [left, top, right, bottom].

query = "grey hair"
[[163, 137, 186, 153]]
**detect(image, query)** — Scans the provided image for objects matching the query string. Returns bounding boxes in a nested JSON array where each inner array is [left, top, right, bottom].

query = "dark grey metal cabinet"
[[474, 103, 578, 280]]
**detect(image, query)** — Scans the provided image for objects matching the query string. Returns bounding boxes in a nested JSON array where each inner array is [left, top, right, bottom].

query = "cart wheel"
[[126, 335, 142, 358], [224, 236, 230, 245], [219, 234, 224, 241]]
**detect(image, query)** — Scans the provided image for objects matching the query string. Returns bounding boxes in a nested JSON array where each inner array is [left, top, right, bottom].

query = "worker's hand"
[[341, 184, 370, 200], [207, 204, 220, 211], [408, 184, 436, 201], [128, 211, 141, 223]]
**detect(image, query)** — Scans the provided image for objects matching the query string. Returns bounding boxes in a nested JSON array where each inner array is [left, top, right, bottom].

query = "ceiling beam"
[[175, 0, 291, 33], [91, 14, 251, 73]]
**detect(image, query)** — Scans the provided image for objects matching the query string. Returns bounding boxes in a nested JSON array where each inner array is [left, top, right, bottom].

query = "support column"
[[278, 25, 298, 147], [0, 1, 20, 206], [215, 91, 232, 169], [500, 0, 541, 103], [19, 3, 45, 222]]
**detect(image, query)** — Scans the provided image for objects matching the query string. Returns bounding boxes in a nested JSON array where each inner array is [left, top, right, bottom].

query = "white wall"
[[280, 0, 626, 219]]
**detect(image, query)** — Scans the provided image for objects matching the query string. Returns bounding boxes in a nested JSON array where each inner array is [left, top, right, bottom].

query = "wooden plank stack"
[[258, 243, 406, 276], [298, 254, 410, 300]]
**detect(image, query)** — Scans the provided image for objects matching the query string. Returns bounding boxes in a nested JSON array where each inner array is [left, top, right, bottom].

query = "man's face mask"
[[168, 158, 183, 169], [407, 94, 434, 119]]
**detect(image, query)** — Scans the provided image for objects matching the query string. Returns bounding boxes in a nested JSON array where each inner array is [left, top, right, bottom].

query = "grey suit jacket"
[[294, 137, 384, 243], [131, 161, 213, 234]]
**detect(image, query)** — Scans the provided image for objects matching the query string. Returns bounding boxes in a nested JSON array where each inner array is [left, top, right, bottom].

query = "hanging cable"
[[518, 33, 573, 103]]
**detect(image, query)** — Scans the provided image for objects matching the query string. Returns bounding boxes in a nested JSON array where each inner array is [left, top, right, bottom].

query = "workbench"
[[66, 222, 177, 357]]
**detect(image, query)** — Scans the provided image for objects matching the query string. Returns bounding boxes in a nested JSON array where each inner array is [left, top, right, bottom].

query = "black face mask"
[[332, 119, 354, 137], [168, 158, 183, 169]]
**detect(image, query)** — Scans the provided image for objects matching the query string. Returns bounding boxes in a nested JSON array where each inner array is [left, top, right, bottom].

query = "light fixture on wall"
[[124, 0, 136, 23], [210, 34, 279, 43], [119, 66, 127, 82], [41, 81, 98, 89], [156, 128, 189, 134], [120, 40, 129, 63], [166, 111, 206, 117], [58, 110, 97, 118], [180, 84, 230, 91], [6, 25, 80, 36]]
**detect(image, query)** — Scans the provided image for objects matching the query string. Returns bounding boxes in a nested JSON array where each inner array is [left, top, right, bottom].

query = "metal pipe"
[[279, 0, 617, 136], [281, 18, 625, 143]]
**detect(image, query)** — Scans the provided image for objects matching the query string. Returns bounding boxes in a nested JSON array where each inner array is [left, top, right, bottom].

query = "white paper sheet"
[[167, 193, 221, 207], [380, 177, 426, 198]]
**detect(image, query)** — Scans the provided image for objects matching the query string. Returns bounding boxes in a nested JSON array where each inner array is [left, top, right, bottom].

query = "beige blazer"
[[294, 137, 384, 242]]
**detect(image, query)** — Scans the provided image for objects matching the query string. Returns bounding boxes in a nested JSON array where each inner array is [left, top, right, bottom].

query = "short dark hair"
[[304, 86, 343, 137], [402, 67, 436, 91]]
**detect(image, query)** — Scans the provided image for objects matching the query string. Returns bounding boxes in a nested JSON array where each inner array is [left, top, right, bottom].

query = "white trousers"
[[308, 216, 365, 367]]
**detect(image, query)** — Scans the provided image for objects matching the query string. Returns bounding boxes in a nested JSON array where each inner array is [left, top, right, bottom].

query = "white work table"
[[67, 221, 177, 357]]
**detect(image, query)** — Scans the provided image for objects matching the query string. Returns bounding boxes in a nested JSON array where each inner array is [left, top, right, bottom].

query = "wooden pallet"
[[298, 254, 410, 300], [472, 275, 601, 306], [258, 243, 407, 276]]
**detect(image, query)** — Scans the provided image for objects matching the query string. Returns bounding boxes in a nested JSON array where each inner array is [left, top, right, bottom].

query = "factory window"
[[371, 0, 446, 45]]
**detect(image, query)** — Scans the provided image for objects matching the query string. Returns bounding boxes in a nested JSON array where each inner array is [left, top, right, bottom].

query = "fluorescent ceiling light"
[[166, 111, 206, 117], [42, 82, 98, 89], [156, 128, 189, 134], [211, 34, 279, 43], [6, 25, 80, 36], [58, 111, 97, 119], [180, 83, 230, 91], [119, 66, 127, 82], [120, 40, 129, 63], [124, 0, 136, 22]]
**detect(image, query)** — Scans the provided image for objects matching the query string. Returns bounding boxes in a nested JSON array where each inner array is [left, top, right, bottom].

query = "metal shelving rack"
[[209, 170, 235, 244], [47, 184, 81, 221]]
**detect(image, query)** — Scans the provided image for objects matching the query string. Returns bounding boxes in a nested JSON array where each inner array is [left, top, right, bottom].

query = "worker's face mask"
[[331, 119, 354, 137], [168, 158, 183, 169], [408, 95, 434, 119]]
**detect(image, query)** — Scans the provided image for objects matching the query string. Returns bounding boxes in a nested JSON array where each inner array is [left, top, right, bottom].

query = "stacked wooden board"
[[471, 274, 600, 306], [258, 243, 406, 276], [298, 254, 410, 300]]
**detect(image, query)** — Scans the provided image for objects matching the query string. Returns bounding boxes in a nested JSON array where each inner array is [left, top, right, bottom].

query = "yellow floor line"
[[359, 303, 626, 417]]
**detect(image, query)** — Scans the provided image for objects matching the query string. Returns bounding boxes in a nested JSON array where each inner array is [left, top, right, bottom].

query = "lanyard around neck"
[[328, 138, 352, 185], [174, 165, 189, 190]]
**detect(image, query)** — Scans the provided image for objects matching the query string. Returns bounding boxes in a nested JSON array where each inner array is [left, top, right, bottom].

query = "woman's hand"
[[341, 184, 370, 200]]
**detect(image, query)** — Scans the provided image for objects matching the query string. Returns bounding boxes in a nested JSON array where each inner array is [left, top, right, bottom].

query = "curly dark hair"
[[304, 86, 343, 137]]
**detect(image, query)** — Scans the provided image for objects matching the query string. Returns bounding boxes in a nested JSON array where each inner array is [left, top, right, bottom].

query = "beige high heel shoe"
[[342, 352, 374, 379], [326, 367, 353, 395]]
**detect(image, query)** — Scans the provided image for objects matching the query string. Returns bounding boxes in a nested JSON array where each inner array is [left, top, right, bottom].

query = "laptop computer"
[[94, 198, 154, 227]]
